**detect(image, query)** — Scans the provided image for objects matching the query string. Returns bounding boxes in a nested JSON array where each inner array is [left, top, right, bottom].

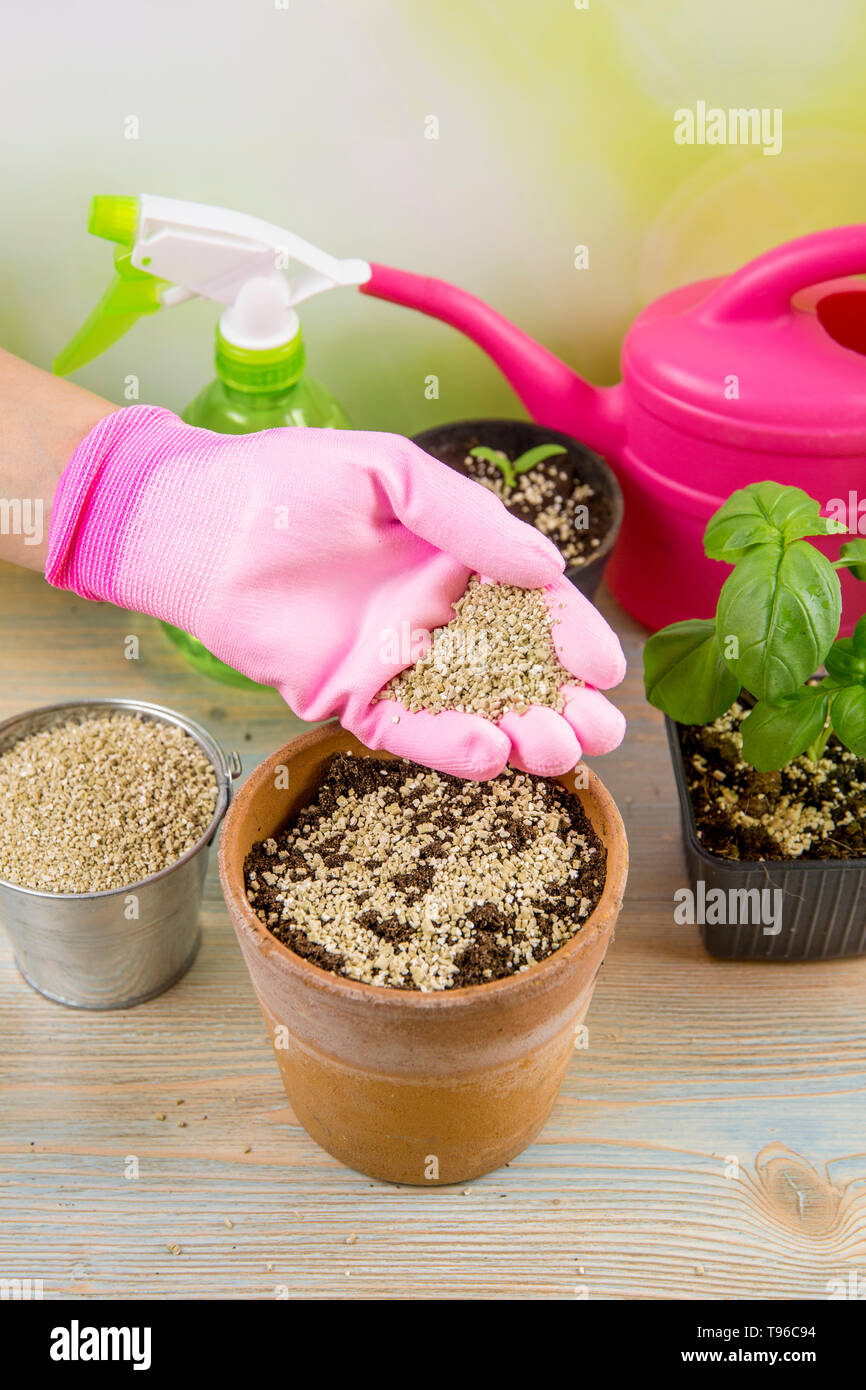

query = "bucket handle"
[[206, 750, 243, 846]]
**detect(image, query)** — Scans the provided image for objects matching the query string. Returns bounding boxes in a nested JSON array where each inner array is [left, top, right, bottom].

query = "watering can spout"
[[361, 264, 625, 460]]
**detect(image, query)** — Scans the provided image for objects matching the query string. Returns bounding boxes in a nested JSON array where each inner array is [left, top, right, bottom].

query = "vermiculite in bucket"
[[0, 702, 233, 1008], [0, 711, 217, 891]]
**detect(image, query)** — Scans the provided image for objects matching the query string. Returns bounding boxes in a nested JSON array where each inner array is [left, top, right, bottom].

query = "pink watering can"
[[358, 227, 866, 634]]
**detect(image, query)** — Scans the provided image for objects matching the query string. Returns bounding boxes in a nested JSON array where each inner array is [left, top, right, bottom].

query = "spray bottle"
[[54, 194, 369, 686]]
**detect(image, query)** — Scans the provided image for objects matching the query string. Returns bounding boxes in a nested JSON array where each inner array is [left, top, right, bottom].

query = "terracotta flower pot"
[[219, 723, 628, 1185]]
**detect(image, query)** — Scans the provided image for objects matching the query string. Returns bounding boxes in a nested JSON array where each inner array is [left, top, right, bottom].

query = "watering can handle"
[[701, 225, 866, 323]]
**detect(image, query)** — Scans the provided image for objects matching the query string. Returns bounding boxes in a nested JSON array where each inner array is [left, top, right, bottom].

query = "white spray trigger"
[[219, 276, 299, 351], [130, 194, 371, 331]]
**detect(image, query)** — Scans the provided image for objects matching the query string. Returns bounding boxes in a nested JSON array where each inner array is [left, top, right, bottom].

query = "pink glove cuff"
[[47, 406, 167, 602], [45, 405, 249, 633]]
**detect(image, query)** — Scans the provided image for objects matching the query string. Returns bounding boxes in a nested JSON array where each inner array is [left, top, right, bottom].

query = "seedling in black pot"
[[468, 442, 567, 494]]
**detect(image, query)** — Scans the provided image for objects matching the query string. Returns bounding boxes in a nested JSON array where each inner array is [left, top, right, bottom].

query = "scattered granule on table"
[[0, 711, 218, 893], [376, 576, 574, 719], [244, 753, 606, 992]]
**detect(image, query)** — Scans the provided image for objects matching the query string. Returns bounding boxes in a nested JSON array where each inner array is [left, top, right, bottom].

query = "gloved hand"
[[46, 406, 626, 779]]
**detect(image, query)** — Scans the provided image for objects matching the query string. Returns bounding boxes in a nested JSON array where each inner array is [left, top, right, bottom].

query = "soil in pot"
[[437, 436, 610, 567], [412, 421, 622, 600], [243, 752, 606, 992], [679, 698, 866, 862]]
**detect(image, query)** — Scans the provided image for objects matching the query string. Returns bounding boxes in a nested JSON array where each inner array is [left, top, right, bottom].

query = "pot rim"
[[411, 417, 624, 571], [219, 721, 628, 1011], [0, 697, 238, 902], [664, 714, 866, 874]]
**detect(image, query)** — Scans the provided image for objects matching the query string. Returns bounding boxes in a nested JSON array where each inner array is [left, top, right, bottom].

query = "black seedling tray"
[[665, 716, 866, 962]]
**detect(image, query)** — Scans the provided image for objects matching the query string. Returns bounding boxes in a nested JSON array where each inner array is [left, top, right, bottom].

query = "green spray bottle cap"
[[54, 193, 371, 378], [53, 198, 167, 375]]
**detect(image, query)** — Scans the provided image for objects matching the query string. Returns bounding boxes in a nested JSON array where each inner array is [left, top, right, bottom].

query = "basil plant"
[[644, 482, 866, 771]]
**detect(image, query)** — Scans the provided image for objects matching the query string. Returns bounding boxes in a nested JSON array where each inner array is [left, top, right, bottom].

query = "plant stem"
[[805, 720, 832, 765], [467, 446, 516, 492]]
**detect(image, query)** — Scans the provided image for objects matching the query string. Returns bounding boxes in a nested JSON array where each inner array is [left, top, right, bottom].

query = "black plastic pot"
[[412, 420, 623, 602], [665, 717, 866, 962]]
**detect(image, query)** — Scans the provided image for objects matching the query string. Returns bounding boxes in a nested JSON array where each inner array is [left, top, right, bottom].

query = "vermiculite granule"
[[0, 712, 218, 893], [377, 576, 574, 719], [244, 753, 606, 992]]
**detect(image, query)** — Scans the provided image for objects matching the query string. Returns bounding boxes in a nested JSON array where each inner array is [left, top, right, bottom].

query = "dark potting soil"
[[679, 700, 866, 862], [434, 436, 613, 567], [243, 753, 606, 991]]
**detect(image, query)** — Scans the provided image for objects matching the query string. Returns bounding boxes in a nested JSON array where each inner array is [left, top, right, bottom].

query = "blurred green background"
[[2, 0, 866, 434]]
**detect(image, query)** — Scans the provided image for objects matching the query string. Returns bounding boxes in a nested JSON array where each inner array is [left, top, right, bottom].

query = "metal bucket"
[[0, 699, 241, 1009]]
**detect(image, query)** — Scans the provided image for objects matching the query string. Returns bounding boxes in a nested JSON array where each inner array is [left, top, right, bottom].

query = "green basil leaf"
[[512, 443, 568, 475], [704, 486, 785, 560], [468, 445, 515, 489], [468, 446, 507, 466], [717, 540, 841, 702], [644, 619, 739, 724], [825, 635, 866, 683], [853, 615, 866, 656], [830, 685, 866, 756], [838, 538, 866, 581], [740, 689, 830, 771], [704, 482, 847, 561]]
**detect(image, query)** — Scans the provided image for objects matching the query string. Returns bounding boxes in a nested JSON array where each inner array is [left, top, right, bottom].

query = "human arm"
[[0, 348, 115, 570]]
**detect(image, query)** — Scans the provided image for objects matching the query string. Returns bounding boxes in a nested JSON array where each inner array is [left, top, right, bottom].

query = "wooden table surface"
[[1, 559, 865, 1302]]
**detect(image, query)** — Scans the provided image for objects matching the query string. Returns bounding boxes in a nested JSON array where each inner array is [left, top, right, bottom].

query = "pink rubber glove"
[[46, 406, 626, 780]]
